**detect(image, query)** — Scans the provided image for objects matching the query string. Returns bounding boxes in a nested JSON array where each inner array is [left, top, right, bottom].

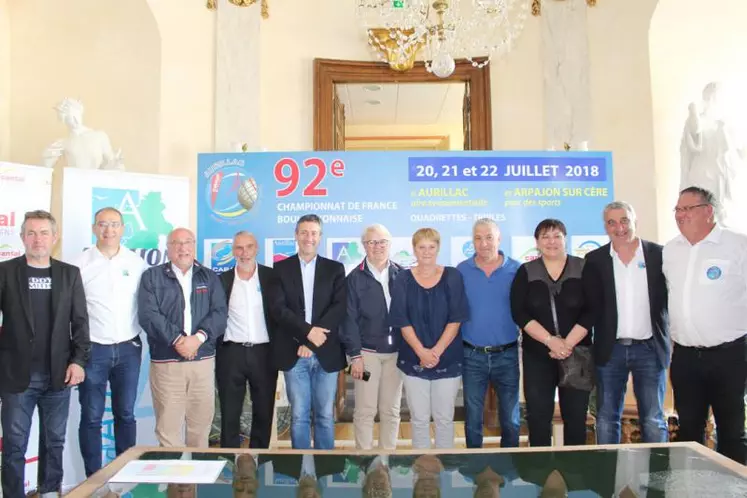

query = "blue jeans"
[[0, 371, 71, 498], [596, 341, 668, 444], [283, 355, 338, 449], [463, 345, 521, 448], [78, 338, 142, 477]]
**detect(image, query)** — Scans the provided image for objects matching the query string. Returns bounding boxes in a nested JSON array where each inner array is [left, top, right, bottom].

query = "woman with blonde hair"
[[390, 228, 469, 449]]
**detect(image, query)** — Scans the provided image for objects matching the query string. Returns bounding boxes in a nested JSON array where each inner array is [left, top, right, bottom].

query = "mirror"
[[338, 82, 467, 151], [313, 58, 492, 151]]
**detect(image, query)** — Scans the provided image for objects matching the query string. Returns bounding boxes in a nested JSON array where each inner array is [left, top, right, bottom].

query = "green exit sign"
[[393, 0, 404, 8]]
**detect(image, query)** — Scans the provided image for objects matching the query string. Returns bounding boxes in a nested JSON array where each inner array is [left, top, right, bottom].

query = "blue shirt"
[[389, 267, 470, 379], [457, 252, 520, 347], [300, 255, 317, 324]]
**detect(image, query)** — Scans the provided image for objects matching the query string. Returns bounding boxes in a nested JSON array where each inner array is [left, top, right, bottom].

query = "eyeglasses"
[[96, 221, 122, 229], [364, 239, 390, 247], [673, 203, 708, 214]]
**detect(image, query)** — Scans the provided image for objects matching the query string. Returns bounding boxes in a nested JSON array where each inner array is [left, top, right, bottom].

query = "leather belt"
[[463, 340, 518, 354], [225, 341, 269, 348], [616, 338, 651, 346]]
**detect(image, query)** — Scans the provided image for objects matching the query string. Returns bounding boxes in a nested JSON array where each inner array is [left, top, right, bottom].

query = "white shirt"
[[300, 256, 317, 324], [663, 226, 747, 347], [75, 246, 148, 344], [366, 259, 391, 311], [225, 267, 269, 344], [172, 263, 193, 335], [611, 240, 653, 340]]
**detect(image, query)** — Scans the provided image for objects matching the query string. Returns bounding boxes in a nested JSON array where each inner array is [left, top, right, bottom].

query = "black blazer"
[[0, 256, 90, 393], [218, 264, 278, 346], [268, 254, 347, 373], [583, 240, 670, 368]]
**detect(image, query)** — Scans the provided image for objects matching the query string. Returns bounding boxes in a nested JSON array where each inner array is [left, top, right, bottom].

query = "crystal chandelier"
[[356, 1, 530, 78]]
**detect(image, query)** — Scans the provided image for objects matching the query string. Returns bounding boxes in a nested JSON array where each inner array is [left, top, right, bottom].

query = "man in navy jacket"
[[138, 228, 227, 448]]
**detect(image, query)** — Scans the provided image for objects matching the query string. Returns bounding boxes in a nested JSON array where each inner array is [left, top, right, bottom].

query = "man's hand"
[[175, 335, 201, 360], [297, 345, 313, 358], [350, 357, 364, 380], [65, 363, 85, 386], [306, 326, 329, 347]]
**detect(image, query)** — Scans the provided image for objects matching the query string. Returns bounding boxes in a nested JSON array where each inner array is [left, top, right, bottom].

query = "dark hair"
[[679, 186, 716, 206], [534, 218, 567, 239], [93, 207, 124, 223], [295, 214, 322, 233], [22, 210, 58, 234]]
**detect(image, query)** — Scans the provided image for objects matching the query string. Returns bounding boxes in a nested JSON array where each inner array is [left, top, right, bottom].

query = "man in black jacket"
[[217, 230, 278, 449], [269, 214, 347, 449], [138, 228, 227, 449], [0, 210, 90, 498], [583, 201, 669, 445], [341, 223, 403, 450]]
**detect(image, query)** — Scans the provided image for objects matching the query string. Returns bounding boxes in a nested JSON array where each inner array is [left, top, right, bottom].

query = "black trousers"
[[670, 336, 747, 464], [216, 341, 278, 449], [523, 346, 590, 447]]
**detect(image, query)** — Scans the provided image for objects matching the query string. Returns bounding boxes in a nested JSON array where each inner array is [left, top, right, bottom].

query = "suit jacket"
[[583, 240, 670, 368], [268, 254, 347, 372], [218, 264, 278, 347], [0, 256, 90, 393]]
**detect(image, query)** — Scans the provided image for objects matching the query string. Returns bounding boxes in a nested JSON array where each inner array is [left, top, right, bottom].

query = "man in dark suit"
[[583, 201, 670, 444], [0, 210, 90, 498], [269, 214, 347, 449], [216, 230, 279, 449]]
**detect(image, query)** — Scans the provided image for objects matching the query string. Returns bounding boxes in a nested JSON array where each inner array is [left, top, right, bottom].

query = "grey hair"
[[233, 230, 256, 243], [21, 210, 58, 235], [361, 224, 392, 243], [603, 201, 637, 224], [472, 218, 500, 235]]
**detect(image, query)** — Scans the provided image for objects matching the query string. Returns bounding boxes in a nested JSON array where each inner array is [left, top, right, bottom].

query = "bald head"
[[167, 228, 196, 273]]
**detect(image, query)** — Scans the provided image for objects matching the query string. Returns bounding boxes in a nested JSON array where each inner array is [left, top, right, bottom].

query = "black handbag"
[[548, 284, 595, 392]]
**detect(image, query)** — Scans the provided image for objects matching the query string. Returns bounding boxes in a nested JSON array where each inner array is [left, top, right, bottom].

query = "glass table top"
[[79, 444, 747, 498]]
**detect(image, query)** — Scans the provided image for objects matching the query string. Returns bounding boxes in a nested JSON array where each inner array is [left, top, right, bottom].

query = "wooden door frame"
[[313, 58, 492, 151]]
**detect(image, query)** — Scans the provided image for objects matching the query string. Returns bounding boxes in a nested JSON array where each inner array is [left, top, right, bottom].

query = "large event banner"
[[0, 162, 53, 495], [60, 168, 190, 489], [196, 151, 613, 269]]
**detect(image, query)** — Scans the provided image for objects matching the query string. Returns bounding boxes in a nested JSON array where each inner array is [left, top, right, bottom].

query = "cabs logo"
[[203, 159, 253, 224], [449, 236, 474, 266], [571, 235, 609, 257], [264, 238, 297, 266], [92, 187, 175, 266], [0, 243, 21, 259], [205, 239, 234, 273], [511, 236, 540, 263], [390, 237, 417, 268]]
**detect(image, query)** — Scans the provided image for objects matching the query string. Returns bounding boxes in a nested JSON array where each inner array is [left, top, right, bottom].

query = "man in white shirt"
[[216, 231, 279, 449], [663, 186, 747, 464], [138, 228, 227, 448], [74, 207, 147, 476], [583, 202, 670, 445]]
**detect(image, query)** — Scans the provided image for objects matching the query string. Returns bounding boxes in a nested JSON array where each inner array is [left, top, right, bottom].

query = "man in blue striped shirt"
[[457, 218, 521, 448]]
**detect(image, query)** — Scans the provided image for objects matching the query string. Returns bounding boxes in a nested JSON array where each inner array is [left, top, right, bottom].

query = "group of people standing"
[[0, 185, 745, 498]]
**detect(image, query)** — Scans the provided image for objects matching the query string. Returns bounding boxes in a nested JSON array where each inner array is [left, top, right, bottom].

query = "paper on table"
[[110, 459, 227, 484]]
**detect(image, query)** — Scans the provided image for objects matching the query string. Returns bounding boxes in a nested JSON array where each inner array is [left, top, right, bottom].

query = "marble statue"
[[42, 98, 124, 171], [680, 82, 746, 224]]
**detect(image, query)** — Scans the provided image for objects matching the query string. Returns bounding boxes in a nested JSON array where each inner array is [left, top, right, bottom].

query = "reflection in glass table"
[[71, 442, 747, 498]]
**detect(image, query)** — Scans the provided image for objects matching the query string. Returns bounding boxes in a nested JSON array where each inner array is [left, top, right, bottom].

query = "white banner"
[[0, 162, 53, 495], [60, 168, 190, 490]]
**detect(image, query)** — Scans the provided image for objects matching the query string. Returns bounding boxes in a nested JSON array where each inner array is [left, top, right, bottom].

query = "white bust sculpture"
[[680, 82, 746, 224], [42, 98, 124, 170]]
